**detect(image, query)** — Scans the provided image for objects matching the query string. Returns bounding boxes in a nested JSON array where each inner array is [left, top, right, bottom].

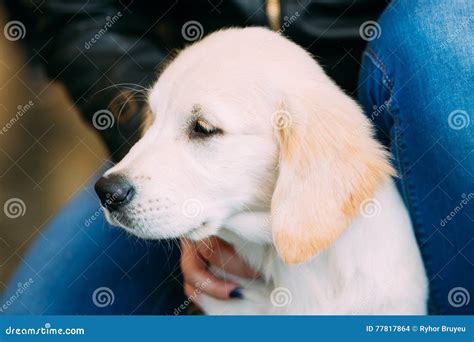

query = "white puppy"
[[96, 27, 428, 314]]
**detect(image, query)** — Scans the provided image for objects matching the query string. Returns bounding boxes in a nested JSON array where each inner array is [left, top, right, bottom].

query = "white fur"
[[103, 27, 428, 314]]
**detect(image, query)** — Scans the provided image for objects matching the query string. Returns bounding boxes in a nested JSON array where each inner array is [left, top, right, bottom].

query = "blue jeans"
[[2, 0, 473, 315], [358, 0, 473, 314], [0, 181, 185, 315]]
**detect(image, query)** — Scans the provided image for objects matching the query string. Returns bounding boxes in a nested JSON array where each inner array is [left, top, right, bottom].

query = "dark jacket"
[[4, 0, 386, 161]]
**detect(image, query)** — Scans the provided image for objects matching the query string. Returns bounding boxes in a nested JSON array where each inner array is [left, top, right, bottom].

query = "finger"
[[196, 237, 260, 278], [181, 238, 207, 276], [181, 238, 240, 300], [184, 283, 196, 298], [186, 267, 240, 300], [192, 236, 224, 261]]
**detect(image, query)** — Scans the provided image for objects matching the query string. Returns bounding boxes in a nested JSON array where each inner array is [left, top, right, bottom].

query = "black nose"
[[94, 174, 135, 211]]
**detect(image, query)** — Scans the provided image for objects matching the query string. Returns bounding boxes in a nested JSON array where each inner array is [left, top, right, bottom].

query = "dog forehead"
[[147, 27, 313, 131], [151, 28, 290, 92]]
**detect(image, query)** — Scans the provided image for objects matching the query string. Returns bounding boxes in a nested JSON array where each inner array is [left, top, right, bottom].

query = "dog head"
[[95, 27, 393, 263]]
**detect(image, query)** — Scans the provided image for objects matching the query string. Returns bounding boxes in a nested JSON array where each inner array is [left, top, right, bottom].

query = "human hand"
[[180, 236, 259, 300]]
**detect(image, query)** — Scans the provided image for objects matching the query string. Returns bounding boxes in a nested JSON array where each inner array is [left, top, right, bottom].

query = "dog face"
[[96, 28, 393, 263], [97, 28, 281, 241]]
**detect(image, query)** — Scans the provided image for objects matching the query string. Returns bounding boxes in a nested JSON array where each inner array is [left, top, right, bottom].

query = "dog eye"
[[190, 119, 222, 139]]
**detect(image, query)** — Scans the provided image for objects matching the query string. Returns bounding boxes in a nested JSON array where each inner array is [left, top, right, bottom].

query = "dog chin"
[[184, 221, 220, 241], [104, 209, 220, 241]]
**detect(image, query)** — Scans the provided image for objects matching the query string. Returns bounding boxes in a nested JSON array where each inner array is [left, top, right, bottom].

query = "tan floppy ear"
[[271, 82, 395, 264]]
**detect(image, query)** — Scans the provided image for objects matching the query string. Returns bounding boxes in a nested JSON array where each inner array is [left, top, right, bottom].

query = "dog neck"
[[218, 179, 417, 310]]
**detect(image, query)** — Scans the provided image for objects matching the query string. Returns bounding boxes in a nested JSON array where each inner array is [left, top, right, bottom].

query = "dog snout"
[[94, 174, 135, 211]]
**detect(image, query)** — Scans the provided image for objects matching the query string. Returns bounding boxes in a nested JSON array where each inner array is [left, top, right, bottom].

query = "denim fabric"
[[358, 0, 474, 314], [2, 0, 473, 316], [1, 173, 185, 314]]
